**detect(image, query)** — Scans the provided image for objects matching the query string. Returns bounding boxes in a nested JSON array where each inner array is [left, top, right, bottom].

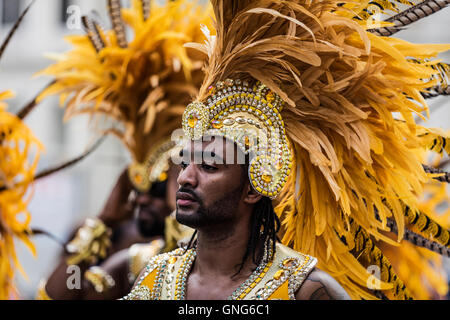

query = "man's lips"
[[176, 192, 197, 207]]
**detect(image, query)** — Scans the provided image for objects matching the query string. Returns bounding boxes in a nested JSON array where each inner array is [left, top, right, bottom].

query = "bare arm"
[[45, 248, 131, 300], [44, 169, 134, 300], [83, 249, 131, 300], [295, 268, 351, 300]]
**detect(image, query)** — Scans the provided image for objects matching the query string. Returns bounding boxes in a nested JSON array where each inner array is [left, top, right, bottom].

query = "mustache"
[[177, 187, 202, 203], [133, 203, 158, 221]]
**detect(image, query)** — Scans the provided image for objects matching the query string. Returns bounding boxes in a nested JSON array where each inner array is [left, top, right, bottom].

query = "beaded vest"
[[123, 242, 317, 300]]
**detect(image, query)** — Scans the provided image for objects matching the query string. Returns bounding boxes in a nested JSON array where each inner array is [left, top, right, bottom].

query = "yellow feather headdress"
[[38, 0, 212, 192], [181, 0, 450, 299]]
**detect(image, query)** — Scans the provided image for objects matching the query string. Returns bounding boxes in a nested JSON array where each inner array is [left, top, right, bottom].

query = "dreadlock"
[[235, 196, 281, 275]]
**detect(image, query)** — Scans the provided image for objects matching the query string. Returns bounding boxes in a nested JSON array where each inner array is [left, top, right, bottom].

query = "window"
[[1, 0, 21, 24], [61, 0, 72, 23]]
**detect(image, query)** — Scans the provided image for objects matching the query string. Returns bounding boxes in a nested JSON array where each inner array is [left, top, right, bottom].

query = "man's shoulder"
[[295, 268, 351, 300], [142, 246, 186, 273], [273, 244, 351, 300], [275, 242, 315, 262], [122, 247, 188, 300]]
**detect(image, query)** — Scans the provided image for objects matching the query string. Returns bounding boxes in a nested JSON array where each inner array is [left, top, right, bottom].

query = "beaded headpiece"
[[183, 79, 292, 198], [128, 138, 181, 192]]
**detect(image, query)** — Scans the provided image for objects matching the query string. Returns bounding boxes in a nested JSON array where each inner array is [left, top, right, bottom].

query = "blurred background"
[[0, 0, 448, 299]]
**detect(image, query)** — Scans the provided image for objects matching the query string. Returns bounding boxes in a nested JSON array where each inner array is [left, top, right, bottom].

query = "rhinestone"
[[187, 114, 198, 128], [266, 91, 275, 103], [168, 256, 177, 264], [134, 173, 143, 184], [236, 117, 246, 124], [223, 118, 235, 126], [211, 120, 223, 129], [244, 136, 253, 148], [208, 86, 216, 96]]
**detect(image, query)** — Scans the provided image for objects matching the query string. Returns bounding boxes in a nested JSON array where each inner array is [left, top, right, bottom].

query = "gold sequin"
[[262, 173, 273, 184], [273, 270, 284, 280]]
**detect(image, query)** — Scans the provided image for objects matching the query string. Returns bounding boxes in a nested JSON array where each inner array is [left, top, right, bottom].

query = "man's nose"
[[177, 163, 198, 188], [136, 194, 152, 206]]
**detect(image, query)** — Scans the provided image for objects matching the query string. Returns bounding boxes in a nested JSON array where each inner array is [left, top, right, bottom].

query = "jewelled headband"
[[182, 79, 293, 198], [128, 138, 180, 192]]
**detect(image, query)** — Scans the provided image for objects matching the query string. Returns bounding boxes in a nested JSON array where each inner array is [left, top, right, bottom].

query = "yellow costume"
[[128, 0, 450, 300], [127, 213, 194, 284], [124, 242, 316, 300]]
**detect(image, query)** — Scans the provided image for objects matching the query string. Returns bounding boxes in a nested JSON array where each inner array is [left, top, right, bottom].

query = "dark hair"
[[234, 195, 281, 277]]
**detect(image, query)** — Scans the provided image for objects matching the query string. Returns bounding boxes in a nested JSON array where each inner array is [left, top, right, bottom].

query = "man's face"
[[135, 191, 167, 237], [135, 165, 179, 237], [175, 136, 247, 230]]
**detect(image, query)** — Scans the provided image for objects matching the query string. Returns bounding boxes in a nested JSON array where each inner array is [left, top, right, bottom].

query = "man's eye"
[[180, 161, 189, 169], [201, 163, 217, 171]]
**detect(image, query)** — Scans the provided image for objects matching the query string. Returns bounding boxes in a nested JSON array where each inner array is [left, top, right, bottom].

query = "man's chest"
[[184, 274, 246, 300]]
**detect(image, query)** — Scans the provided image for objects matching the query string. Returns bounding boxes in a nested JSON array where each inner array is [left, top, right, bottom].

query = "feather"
[[107, 0, 128, 48], [423, 165, 450, 183], [416, 127, 450, 156], [345, 218, 413, 299], [141, 0, 151, 21], [422, 84, 450, 98], [387, 218, 450, 256], [16, 81, 55, 120], [341, 0, 420, 21], [369, 0, 450, 36], [33, 135, 105, 181], [81, 16, 106, 52], [403, 205, 450, 248], [38, 0, 212, 164], [0, 97, 43, 299]]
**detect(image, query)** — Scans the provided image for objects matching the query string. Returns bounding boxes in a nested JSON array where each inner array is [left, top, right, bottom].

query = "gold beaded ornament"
[[128, 138, 180, 193], [182, 79, 293, 199]]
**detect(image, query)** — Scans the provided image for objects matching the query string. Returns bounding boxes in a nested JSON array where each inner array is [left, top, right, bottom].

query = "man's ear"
[[243, 183, 262, 205]]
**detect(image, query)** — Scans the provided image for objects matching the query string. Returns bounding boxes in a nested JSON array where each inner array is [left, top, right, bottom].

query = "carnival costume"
[[127, 0, 450, 300]]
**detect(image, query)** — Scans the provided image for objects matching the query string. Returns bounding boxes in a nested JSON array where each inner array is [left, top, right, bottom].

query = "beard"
[[176, 183, 244, 230], [135, 205, 165, 237]]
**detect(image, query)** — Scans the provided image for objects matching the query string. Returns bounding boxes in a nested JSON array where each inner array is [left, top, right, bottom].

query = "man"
[[39, 154, 192, 300], [125, 0, 450, 300], [124, 135, 350, 300], [178, 137, 350, 300]]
